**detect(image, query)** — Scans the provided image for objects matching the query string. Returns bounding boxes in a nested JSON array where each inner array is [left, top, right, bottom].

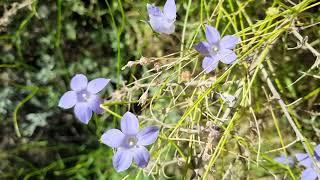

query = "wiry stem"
[[290, 28, 320, 86], [261, 66, 318, 168]]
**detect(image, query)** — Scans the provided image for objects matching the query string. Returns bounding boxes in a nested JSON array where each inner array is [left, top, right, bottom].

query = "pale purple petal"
[[163, 0, 176, 20], [218, 48, 237, 64], [205, 25, 220, 44], [219, 35, 240, 49], [147, 2, 175, 35], [70, 74, 88, 91], [314, 144, 320, 160], [74, 102, 92, 124], [121, 112, 139, 135], [137, 126, 159, 146], [58, 91, 77, 109], [202, 56, 219, 73], [113, 149, 133, 172], [296, 153, 312, 168], [133, 146, 150, 168], [87, 95, 103, 114], [147, 4, 162, 17], [149, 16, 163, 33], [194, 42, 211, 56], [101, 129, 125, 148], [296, 153, 309, 161], [149, 16, 175, 34], [274, 155, 295, 167], [87, 78, 110, 94], [298, 157, 312, 168], [159, 20, 175, 35], [299, 157, 312, 168], [301, 168, 318, 180]]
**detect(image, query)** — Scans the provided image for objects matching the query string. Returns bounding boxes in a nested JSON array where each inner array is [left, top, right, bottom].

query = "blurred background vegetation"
[[0, 0, 319, 179]]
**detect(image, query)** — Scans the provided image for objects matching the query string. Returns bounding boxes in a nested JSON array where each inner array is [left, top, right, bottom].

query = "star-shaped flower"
[[147, 0, 176, 35], [195, 25, 240, 73], [101, 112, 160, 172], [295, 144, 320, 180], [58, 74, 110, 124]]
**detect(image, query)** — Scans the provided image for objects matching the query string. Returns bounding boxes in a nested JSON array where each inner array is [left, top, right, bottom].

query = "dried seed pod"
[[180, 70, 191, 82], [139, 56, 150, 65], [154, 62, 161, 72], [138, 91, 148, 106], [202, 153, 210, 161]]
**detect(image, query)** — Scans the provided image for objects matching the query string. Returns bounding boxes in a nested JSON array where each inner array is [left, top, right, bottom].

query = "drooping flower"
[[194, 25, 240, 73], [274, 155, 295, 167], [58, 74, 110, 124], [147, 0, 176, 35], [101, 112, 160, 172], [295, 144, 320, 180]]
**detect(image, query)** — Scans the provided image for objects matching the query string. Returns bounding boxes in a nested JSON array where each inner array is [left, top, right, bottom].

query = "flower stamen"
[[212, 45, 219, 53], [127, 136, 138, 147]]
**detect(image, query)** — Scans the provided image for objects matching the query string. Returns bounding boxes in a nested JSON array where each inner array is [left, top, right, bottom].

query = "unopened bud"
[[138, 91, 148, 106]]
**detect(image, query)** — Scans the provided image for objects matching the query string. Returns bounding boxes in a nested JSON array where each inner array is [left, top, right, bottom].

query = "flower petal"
[[296, 153, 312, 168], [137, 126, 160, 146], [149, 16, 163, 33], [274, 155, 295, 167], [147, 4, 163, 17], [205, 25, 220, 44], [301, 168, 318, 180], [314, 144, 320, 160], [133, 146, 150, 168], [113, 149, 133, 172], [218, 49, 237, 64], [74, 102, 92, 124], [159, 20, 175, 35], [87, 78, 110, 94], [101, 129, 125, 148], [219, 35, 240, 49], [87, 95, 103, 114], [296, 153, 309, 161], [70, 74, 88, 91], [163, 0, 176, 20], [194, 42, 211, 56], [121, 112, 139, 135], [149, 16, 175, 35], [58, 91, 77, 109], [202, 56, 219, 73]]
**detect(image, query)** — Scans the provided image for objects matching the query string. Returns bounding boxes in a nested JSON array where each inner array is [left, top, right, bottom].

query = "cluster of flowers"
[[58, 0, 240, 172], [147, 0, 240, 73], [275, 145, 320, 180], [58, 74, 159, 172], [57, 1, 319, 179]]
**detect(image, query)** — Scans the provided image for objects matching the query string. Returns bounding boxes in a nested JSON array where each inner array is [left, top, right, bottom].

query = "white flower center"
[[127, 136, 138, 148], [82, 93, 90, 101], [77, 90, 91, 102], [212, 45, 219, 53]]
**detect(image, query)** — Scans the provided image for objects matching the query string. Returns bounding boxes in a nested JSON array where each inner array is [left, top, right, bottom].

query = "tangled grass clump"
[[0, 0, 319, 179]]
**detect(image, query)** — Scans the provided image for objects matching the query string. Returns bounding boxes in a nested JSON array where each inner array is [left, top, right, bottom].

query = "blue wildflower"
[[195, 25, 240, 73], [147, 0, 176, 34], [101, 112, 160, 172], [58, 74, 110, 124], [295, 144, 320, 180], [274, 155, 295, 167]]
